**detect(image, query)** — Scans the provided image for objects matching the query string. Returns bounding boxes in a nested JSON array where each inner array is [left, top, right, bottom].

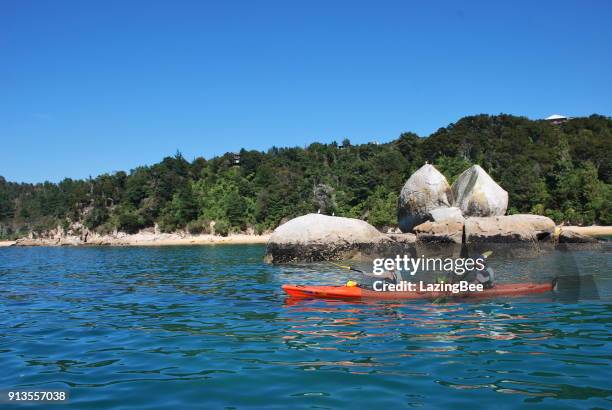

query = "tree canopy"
[[1, 114, 610, 239]]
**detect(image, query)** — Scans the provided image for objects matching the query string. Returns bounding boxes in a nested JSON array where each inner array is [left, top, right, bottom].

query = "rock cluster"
[[397, 164, 510, 235], [264, 163, 600, 263], [397, 164, 583, 253]]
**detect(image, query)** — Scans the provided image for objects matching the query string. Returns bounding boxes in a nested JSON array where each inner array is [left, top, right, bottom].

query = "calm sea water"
[[0, 245, 610, 409]]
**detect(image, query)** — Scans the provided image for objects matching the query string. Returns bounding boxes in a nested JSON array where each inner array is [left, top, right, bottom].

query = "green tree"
[[117, 209, 144, 234], [367, 187, 397, 228], [225, 190, 248, 229]]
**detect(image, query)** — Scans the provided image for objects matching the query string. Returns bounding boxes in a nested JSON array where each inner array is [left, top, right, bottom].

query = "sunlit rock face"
[[505, 214, 555, 241], [451, 165, 508, 217], [398, 164, 453, 233], [265, 214, 389, 263]]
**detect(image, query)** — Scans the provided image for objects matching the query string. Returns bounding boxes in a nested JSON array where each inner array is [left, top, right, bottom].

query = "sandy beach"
[[2, 233, 270, 247], [559, 226, 612, 238], [123, 234, 271, 246]]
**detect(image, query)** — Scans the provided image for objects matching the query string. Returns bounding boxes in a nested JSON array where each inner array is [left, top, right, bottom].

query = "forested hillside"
[[1, 114, 610, 239]]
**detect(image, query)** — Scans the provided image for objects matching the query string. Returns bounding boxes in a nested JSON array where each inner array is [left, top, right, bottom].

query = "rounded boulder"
[[265, 213, 390, 263], [398, 164, 453, 233]]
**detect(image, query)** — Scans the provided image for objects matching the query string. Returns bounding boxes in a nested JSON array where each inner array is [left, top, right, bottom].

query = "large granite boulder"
[[465, 216, 537, 243], [429, 207, 464, 223], [452, 165, 508, 217], [464, 216, 540, 256], [385, 232, 417, 245], [505, 214, 555, 241], [414, 220, 464, 244], [414, 207, 465, 244], [264, 214, 412, 263], [411, 206, 464, 257], [398, 164, 453, 233], [414, 219, 464, 244]]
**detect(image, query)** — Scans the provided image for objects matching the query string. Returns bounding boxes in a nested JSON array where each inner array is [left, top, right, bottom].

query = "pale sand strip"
[[558, 226, 612, 238], [121, 234, 270, 246], [2, 234, 270, 247]]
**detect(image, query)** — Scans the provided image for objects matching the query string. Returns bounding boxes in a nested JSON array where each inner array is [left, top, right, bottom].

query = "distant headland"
[[1, 113, 610, 247]]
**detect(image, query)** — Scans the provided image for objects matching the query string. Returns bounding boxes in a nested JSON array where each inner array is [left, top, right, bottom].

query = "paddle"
[[329, 261, 365, 274]]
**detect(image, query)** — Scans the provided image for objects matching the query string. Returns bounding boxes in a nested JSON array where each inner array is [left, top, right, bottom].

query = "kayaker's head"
[[478, 250, 493, 266], [475, 251, 495, 288]]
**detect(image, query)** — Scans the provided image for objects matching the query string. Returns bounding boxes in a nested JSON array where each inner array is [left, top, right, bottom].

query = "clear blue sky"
[[1, 1, 611, 183]]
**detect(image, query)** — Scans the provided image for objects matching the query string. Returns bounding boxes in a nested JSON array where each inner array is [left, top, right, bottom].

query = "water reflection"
[[280, 294, 612, 404]]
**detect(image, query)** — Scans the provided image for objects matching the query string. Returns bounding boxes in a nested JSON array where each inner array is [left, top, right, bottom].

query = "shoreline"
[[115, 234, 271, 246], [1, 225, 610, 248], [0, 233, 270, 247]]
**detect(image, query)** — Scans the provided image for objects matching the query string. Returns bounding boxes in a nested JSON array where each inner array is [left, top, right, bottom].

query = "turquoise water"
[[0, 245, 611, 409]]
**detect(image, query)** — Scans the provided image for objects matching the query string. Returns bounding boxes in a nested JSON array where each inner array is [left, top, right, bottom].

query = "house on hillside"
[[544, 114, 569, 125]]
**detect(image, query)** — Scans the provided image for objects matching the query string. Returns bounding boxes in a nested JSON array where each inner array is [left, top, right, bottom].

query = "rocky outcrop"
[[506, 214, 555, 241], [558, 226, 612, 238], [414, 219, 464, 244], [464, 216, 539, 256], [413, 206, 464, 257], [557, 229, 601, 249], [429, 207, 463, 223], [14, 237, 57, 246], [265, 213, 414, 263], [385, 232, 417, 244], [414, 212, 556, 249], [414, 207, 465, 244], [398, 164, 453, 233], [465, 216, 537, 243], [558, 229, 600, 243], [452, 165, 508, 217], [382, 233, 418, 258], [15, 236, 84, 246]]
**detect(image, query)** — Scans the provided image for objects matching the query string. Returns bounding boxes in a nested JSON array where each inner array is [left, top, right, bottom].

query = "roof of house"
[[545, 114, 568, 120]]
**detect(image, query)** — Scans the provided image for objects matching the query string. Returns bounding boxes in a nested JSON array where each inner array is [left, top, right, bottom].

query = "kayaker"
[[469, 251, 495, 289], [358, 269, 409, 291], [329, 262, 398, 288], [362, 269, 398, 285]]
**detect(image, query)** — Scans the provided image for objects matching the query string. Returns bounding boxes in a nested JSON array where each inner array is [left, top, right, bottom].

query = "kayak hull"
[[282, 282, 553, 300]]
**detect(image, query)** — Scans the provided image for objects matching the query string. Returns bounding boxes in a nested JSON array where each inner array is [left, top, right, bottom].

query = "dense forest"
[[1, 114, 610, 239]]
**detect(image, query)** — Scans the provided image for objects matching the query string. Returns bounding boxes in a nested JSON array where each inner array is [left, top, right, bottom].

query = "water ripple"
[[0, 245, 610, 409]]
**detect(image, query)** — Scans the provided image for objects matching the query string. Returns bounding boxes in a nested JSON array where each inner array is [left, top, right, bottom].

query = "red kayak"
[[282, 282, 554, 301]]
